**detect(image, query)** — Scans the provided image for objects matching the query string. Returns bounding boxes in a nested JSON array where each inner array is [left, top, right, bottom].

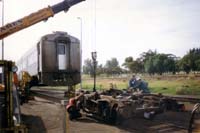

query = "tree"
[[96, 64, 104, 75], [140, 49, 157, 62], [133, 59, 144, 73], [152, 54, 166, 75], [144, 56, 155, 75], [143, 52, 177, 75], [104, 58, 121, 75], [123, 56, 134, 72], [164, 55, 176, 74], [123, 56, 143, 73], [178, 48, 200, 73], [195, 59, 200, 71], [139, 50, 157, 74], [83, 58, 93, 76]]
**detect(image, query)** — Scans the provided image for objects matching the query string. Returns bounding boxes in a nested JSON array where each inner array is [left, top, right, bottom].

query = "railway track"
[[30, 88, 200, 133], [31, 88, 66, 103], [144, 93, 200, 103]]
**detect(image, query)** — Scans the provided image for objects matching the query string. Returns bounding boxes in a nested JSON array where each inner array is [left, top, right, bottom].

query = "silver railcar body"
[[17, 31, 81, 86]]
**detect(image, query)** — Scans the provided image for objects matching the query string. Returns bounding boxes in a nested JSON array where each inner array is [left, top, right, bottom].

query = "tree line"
[[83, 48, 200, 76]]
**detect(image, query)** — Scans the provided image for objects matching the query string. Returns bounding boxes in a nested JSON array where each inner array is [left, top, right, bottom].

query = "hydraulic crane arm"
[[0, 0, 85, 40]]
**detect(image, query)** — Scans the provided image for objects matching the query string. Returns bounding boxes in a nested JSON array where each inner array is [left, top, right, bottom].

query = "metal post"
[[93, 60, 96, 92], [1, 0, 4, 60], [77, 17, 82, 89], [91, 52, 97, 92]]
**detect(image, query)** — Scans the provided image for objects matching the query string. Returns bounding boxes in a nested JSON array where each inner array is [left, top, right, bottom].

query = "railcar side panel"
[[70, 42, 80, 71], [17, 46, 38, 80], [41, 40, 57, 72]]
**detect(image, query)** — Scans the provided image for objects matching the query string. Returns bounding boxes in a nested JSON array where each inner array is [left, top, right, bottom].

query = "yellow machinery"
[[0, 61, 27, 132], [18, 71, 32, 103], [19, 71, 32, 89]]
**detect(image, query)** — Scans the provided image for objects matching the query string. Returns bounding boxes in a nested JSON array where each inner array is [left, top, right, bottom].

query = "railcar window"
[[58, 44, 65, 55]]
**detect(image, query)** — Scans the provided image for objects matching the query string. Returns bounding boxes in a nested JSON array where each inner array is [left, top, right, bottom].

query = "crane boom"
[[0, 0, 85, 39]]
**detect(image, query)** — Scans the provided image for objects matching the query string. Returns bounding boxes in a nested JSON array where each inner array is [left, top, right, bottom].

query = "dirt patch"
[[21, 97, 131, 133], [69, 115, 132, 133], [21, 97, 64, 133]]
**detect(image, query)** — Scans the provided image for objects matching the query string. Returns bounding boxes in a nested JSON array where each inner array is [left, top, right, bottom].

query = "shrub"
[[176, 86, 190, 95]]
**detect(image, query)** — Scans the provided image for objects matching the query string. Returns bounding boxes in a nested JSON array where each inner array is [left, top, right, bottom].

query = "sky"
[[1, 0, 200, 66]]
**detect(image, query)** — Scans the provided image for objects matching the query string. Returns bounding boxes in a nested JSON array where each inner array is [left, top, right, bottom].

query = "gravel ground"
[[20, 97, 197, 133]]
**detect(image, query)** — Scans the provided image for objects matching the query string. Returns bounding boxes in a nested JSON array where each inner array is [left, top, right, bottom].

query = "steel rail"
[[31, 90, 65, 103]]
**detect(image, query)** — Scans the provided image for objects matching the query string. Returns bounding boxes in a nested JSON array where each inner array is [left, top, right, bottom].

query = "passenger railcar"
[[17, 31, 81, 86]]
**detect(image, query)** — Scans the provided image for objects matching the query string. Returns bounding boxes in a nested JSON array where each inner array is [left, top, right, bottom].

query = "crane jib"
[[0, 7, 54, 40], [51, 0, 85, 14], [0, 20, 23, 33], [0, 0, 85, 40]]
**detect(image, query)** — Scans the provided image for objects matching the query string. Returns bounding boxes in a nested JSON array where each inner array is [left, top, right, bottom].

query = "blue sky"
[[1, 0, 200, 65]]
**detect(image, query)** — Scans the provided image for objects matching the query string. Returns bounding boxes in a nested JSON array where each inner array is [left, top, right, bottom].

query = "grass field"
[[148, 79, 200, 95], [40, 75, 200, 96], [80, 76, 200, 95]]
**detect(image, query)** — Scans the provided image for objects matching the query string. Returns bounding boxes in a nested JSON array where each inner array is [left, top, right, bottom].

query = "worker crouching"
[[66, 93, 84, 120]]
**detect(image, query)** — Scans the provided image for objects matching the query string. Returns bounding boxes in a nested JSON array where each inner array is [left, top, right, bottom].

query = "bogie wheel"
[[102, 107, 110, 123], [188, 103, 200, 133]]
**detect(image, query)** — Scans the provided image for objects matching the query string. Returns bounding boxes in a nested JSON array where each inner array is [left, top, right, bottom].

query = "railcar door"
[[57, 43, 67, 70]]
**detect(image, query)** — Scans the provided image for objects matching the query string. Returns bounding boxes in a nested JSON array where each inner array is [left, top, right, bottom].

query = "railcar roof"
[[41, 31, 80, 43]]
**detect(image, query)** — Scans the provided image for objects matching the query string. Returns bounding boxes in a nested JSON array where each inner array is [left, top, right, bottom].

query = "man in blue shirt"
[[129, 76, 150, 93], [136, 78, 150, 93], [129, 75, 137, 90]]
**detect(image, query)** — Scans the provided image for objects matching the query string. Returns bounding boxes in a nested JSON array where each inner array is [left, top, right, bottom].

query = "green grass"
[[148, 81, 178, 94], [79, 77, 200, 95], [148, 80, 181, 94], [80, 78, 128, 91], [36, 76, 200, 96], [148, 79, 200, 95]]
